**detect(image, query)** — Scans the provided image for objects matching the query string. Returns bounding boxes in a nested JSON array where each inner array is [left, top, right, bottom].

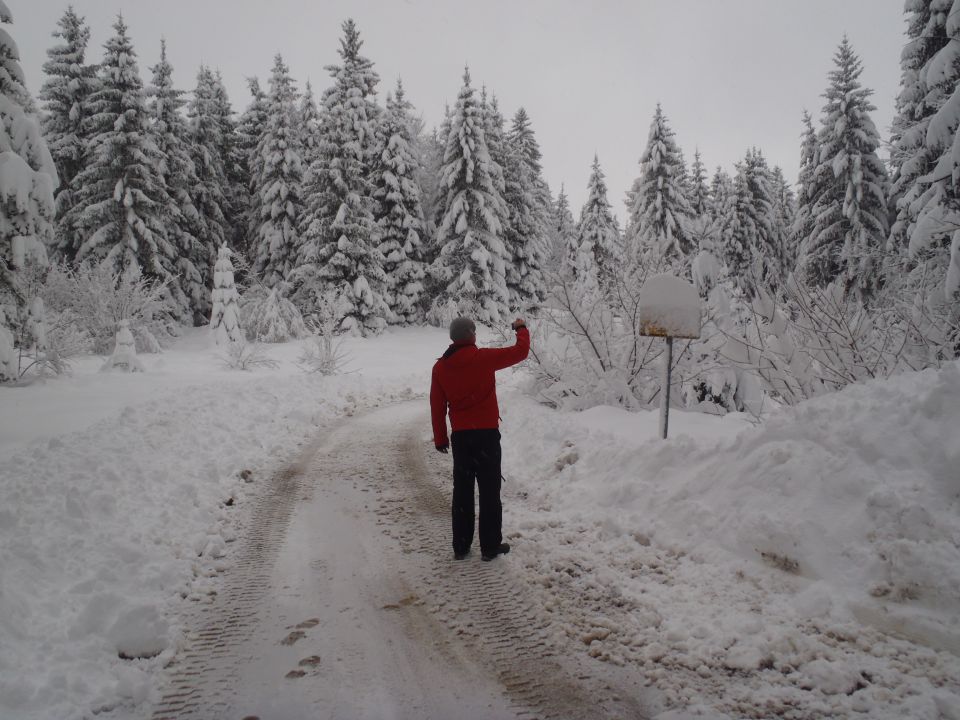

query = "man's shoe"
[[481, 543, 510, 562], [454, 550, 469, 560]]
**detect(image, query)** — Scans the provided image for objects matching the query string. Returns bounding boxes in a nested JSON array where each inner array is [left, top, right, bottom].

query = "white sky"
[[22, 0, 906, 218]]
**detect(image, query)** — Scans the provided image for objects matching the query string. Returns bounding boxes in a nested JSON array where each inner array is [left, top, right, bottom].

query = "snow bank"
[[502, 362, 960, 717], [0, 326, 445, 720]]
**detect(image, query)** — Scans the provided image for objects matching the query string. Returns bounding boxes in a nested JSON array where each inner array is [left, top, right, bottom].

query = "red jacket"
[[430, 326, 530, 448]]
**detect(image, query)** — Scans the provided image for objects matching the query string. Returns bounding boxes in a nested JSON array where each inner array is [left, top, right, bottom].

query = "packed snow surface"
[[1, 326, 958, 719]]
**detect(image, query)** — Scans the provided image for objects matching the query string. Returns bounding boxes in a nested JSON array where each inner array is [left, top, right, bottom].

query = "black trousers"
[[450, 429, 502, 556]]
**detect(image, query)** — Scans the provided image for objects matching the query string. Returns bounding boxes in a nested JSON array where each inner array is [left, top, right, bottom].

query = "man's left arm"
[[429, 363, 450, 452]]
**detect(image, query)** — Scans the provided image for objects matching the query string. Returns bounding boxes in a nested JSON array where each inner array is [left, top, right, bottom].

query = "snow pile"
[[0, 326, 445, 720], [502, 362, 960, 717]]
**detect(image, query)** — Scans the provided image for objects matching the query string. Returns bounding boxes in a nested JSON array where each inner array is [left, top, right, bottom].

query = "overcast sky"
[[22, 0, 906, 217]]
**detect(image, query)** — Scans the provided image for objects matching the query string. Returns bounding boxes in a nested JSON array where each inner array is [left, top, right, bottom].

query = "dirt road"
[[151, 401, 649, 719]]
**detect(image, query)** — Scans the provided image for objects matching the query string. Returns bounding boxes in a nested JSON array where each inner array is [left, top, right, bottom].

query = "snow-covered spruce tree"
[[624, 104, 695, 275], [502, 106, 549, 308], [251, 54, 304, 289], [478, 90, 510, 261], [801, 37, 890, 303], [792, 111, 820, 274], [901, 0, 960, 314], [371, 79, 427, 324], [0, 1, 58, 380], [236, 76, 268, 255], [550, 183, 577, 275], [428, 68, 510, 325], [39, 6, 97, 260], [888, 0, 950, 253], [147, 40, 205, 322], [294, 20, 387, 333], [211, 72, 247, 254], [298, 79, 321, 169], [688, 148, 712, 217], [63, 15, 173, 283], [573, 155, 620, 290], [717, 150, 778, 299], [770, 165, 797, 277], [709, 166, 734, 222], [210, 244, 243, 345]]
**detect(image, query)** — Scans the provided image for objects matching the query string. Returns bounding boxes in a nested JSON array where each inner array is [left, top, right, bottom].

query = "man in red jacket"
[[430, 316, 530, 561]]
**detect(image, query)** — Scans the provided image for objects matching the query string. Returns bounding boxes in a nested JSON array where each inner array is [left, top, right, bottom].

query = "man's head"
[[449, 317, 476, 343]]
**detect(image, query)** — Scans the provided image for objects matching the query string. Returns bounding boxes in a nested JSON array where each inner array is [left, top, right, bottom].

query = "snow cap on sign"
[[637, 274, 701, 339]]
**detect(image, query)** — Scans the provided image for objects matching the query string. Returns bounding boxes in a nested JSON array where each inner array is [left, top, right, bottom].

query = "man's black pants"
[[450, 429, 502, 556]]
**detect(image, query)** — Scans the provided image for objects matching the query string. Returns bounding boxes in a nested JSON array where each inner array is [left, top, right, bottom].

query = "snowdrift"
[[508, 361, 960, 648]]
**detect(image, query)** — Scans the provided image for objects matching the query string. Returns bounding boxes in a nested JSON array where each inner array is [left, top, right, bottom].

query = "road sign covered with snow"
[[637, 274, 702, 340]]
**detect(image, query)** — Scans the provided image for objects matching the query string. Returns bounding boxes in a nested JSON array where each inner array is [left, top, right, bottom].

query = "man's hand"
[[511, 318, 526, 331], [436, 443, 449, 454]]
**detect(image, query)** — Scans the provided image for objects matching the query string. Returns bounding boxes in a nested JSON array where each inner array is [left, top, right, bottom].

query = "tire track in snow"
[[369, 407, 650, 720], [151, 434, 325, 720]]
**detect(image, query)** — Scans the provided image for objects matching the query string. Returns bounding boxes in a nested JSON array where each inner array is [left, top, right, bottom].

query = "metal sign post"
[[637, 275, 702, 440]]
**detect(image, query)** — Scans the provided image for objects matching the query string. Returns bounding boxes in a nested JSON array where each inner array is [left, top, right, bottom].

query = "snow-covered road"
[[151, 400, 649, 720]]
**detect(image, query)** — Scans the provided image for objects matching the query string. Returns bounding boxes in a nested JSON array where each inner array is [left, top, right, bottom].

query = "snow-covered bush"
[[209, 244, 243, 346], [239, 285, 307, 343], [298, 319, 348, 376], [101, 319, 145, 372], [41, 261, 176, 354], [217, 340, 278, 371]]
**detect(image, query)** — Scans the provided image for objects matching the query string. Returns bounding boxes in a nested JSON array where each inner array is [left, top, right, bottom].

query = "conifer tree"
[[211, 72, 247, 253], [299, 80, 321, 168], [251, 54, 304, 289], [718, 150, 778, 298], [187, 66, 229, 287], [769, 165, 797, 277], [792, 111, 819, 270], [0, 2, 58, 380], [502, 106, 549, 307], [39, 6, 97, 258], [372, 79, 427, 324], [709, 166, 734, 222], [295, 20, 386, 332], [63, 15, 173, 282], [236, 76, 268, 253], [900, 1, 960, 303], [889, 0, 949, 252], [552, 184, 577, 275], [625, 104, 694, 274], [210, 244, 243, 345], [429, 68, 509, 324], [573, 155, 620, 289], [688, 149, 711, 216], [147, 40, 204, 321], [801, 38, 889, 302]]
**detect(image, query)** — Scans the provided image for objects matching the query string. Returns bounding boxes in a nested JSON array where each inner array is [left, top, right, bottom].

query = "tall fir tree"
[[39, 5, 97, 258], [502, 106, 549, 308], [801, 37, 890, 302], [429, 68, 510, 324], [236, 76, 268, 254], [210, 72, 247, 254], [709, 166, 734, 222], [0, 2, 58, 379], [718, 150, 778, 299], [573, 155, 620, 289], [551, 183, 577, 275], [295, 20, 387, 333], [299, 80, 321, 168], [769, 165, 797, 278], [187, 66, 230, 289], [688, 149, 711, 217], [889, 0, 950, 252], [251, 54, 304, 289], [792, 111, 820, 273], [625, 104, 694, 274], [900, 0, 960, 303], [147, 40, 205, 321], [372, 80, 427, 324], [63, 15, 174, 281]]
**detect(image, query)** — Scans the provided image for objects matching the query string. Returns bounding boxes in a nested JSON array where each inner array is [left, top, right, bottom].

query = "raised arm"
[[484, 324, 530, 372]]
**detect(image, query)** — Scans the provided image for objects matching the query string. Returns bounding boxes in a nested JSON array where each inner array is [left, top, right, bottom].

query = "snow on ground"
[[0, 327, 446, 720], [500, 362, 960, 719], [2, 325, 959, 719]]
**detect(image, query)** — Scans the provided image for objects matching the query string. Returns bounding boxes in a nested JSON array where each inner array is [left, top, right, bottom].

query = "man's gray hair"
[[449, 317, 476, 342]]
